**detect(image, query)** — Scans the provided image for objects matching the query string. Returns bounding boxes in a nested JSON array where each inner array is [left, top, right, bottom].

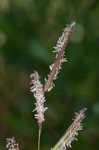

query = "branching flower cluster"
[[30, 22, 76, 127], [6, 22, 87, 150]]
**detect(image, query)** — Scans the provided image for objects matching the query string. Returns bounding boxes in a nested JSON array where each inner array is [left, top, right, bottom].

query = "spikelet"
[[6, 137, 19, 150], [30, 71, 47, 125], [51, 108, 87, 150], [44, 22, 76, 92]]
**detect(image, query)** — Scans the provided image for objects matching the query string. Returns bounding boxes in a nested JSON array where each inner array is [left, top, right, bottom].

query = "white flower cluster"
[[6, 137, 19, 150], [30, 71, 47, 124]]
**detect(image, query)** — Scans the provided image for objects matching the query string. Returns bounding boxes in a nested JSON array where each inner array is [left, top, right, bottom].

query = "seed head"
[[30, 71, 47, 124], [51, 108, 87, 150], [44, 22, 76, 92]]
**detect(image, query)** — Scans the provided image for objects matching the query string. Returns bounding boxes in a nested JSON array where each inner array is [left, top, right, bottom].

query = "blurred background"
[[0, 0, 99, 150]]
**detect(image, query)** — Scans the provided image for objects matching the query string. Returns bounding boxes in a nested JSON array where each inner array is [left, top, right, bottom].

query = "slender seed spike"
[[51, 108, 87, 150], [44, 22, 76, 92], [30, 71, 47, 124], [30, 71, 48, 150]]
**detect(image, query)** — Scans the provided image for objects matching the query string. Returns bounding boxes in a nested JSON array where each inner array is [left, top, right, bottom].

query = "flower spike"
[[30, 71, 47, 124], [51, 108, 87, 150], [30, 71, 48, 150], [44, 22, 76, 92]]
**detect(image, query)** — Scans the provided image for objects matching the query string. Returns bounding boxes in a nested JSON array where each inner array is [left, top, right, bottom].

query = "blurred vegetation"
[[0, 0, 99, 150]]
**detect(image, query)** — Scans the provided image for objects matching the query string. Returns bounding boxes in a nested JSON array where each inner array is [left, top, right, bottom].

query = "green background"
[[0, 0, 99, 150]]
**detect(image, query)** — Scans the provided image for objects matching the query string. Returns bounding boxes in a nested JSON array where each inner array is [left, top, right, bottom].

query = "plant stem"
[[38, 123, 42, 150]]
